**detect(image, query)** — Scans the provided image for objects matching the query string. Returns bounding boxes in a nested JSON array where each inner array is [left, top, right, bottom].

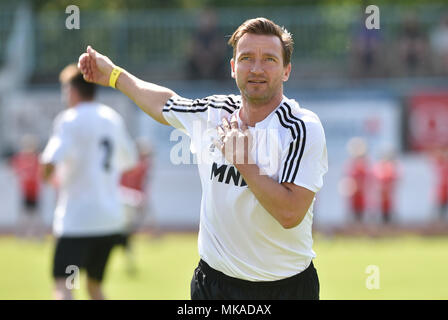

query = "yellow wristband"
[[109, 66, 123, 89]]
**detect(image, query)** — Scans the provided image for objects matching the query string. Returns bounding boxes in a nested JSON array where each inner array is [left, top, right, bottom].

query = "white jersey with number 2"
[[41, 102, 137, 237]]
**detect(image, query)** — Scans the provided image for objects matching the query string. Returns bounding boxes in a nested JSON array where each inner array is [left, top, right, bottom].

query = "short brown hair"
[[59, 63, 96, 99], [228, 17, 294, 66]]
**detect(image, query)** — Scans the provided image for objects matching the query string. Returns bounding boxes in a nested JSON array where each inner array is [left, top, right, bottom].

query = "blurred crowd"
[[350, 13, 448, 78], [184, 9, 448, 80], [2, 4, 448, 81]]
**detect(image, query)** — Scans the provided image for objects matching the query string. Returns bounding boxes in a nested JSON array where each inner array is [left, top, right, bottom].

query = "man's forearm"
[[235, 163, 312, 229], [115, 70, 176, 125]]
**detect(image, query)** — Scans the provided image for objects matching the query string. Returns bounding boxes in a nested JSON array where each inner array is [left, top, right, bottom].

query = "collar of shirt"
[[234, 96, 297, 130]]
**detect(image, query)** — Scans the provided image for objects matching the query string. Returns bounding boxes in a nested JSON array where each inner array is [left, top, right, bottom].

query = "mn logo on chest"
[[210, 162, 247, 187]]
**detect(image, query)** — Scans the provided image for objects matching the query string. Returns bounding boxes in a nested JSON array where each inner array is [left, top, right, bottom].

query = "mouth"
[[248, 80, 267, 84]]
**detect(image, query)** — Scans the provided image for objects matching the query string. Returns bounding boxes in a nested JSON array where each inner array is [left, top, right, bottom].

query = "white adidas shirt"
[[163, 94, 328, 281], [41, 102, 137, 237]]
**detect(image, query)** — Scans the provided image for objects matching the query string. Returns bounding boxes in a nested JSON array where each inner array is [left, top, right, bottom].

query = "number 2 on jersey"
[[100, 138, 113, 172]]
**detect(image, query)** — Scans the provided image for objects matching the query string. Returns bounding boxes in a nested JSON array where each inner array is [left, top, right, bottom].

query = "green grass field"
[[0, 233, 447, 299]]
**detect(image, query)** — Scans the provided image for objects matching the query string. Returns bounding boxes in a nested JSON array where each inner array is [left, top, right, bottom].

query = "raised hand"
[[78, 46, 115, 87]]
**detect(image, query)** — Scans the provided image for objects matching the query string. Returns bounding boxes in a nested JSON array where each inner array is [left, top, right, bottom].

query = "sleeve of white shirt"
[[278, 119, 328, 193], [161, 95, 214, 136], [40, 111, 73, 165]]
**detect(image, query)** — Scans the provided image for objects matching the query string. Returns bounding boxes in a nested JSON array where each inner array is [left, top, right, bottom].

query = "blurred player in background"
[[344, 137, 370, 224], [431, 147, 448, 221], [9, 134, 43, 240], [372, 149, 400, 225], [40, 64, 137, 300], [118, 136, 155, 275]]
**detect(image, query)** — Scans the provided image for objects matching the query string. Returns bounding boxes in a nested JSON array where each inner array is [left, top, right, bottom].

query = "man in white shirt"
[[78, 17, 328, 299], [41, 64, 137, 300]]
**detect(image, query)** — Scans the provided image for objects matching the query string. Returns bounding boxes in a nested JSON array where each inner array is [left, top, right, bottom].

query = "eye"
[[266, 57, 276, 62], [239, 56, 251, 61]]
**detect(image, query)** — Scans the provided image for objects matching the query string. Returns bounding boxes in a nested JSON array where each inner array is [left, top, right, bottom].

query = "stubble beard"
[[240, 82, 283, 107]]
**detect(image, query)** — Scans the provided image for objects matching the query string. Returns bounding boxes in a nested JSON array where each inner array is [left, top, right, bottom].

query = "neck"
[[240, 91, 284, 127]]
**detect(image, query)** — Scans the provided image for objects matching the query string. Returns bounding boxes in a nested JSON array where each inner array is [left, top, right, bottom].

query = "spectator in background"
[[430, 14, 448, 75], [372, 150, 400, 225], [431, 147, 448, 221], [396, 14, 430, 76], [119, 136, 155, 275], [186, 9, 227, 80], [10, 134, 43, 240], [343, 137, 370, 224], [350, 15, 384, 78]]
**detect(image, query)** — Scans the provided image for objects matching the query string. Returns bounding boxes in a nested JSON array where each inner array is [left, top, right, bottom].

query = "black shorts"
[[116, 233, 130, 248], [52, 234, 121, 282], [191, 259, 320, 300]]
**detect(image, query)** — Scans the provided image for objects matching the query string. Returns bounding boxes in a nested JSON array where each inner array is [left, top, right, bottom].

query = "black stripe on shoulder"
[[162, 98, 175, 112], [276, 106, 300, 182], [275, 109, 296, 139], [275, 104, 307, 183], [164, 95, 240, 114], [281, 103, 306, 182], [283, 103, 307, 182], [227, 95, 238, 105], [209, 95, 240, 111], [164, 106, 208, 113], [163, 96, 239, 114]]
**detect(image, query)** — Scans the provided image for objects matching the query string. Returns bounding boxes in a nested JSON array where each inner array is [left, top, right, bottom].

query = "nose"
[[250, 59, 263, 74]]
